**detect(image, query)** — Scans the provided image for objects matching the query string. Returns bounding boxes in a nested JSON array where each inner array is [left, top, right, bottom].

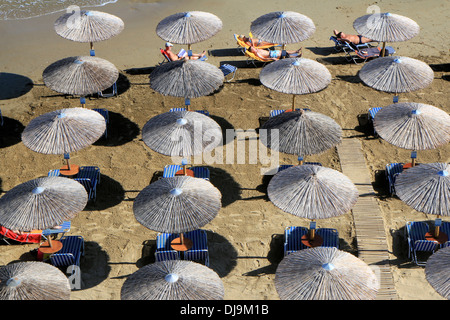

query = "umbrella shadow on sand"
[[93, 111, 140, 147], [84, 174, 125, 211], [137, 230, 238, 278], [0, 73, 33, 100], [0, 116, 25, 148]]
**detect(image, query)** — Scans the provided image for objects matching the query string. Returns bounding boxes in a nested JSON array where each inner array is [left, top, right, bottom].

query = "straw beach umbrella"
[[43, 56, 119, 105], [156, 11, 222, 52], [0, 262, 71, 300], [275, 247, 379, 300], [121, 260, 224, 300], [268, 165, 358, 245], [133, 176, 221, 234], [150, 59, 224, 108], [425, 246, 450, 300], [22, 108, 106, 155], [259, 57, 331, 110], [373, 103, 450, 165], [261, 109, 342, 157], [54, 10, 124, 55], [395, 163, 450, 241], [0, 176, 88, 231], [141, 110, 222, 157], [250, 11, 315, 50], [358, 56, 434, 95], [353, 12, 419, 56]]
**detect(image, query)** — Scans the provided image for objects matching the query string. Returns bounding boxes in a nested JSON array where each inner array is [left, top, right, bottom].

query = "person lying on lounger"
[[235, 34, 278, 49], [163, 42, 207, 61], [249, 46, 302, 60], [333, 30, 373, 45]]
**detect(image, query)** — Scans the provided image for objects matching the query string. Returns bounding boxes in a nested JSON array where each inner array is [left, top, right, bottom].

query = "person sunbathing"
[[249, 46, 302, 61], [235, 34, 278, 48], [333, 30, 373, 45], [163, 42, 207, 61]]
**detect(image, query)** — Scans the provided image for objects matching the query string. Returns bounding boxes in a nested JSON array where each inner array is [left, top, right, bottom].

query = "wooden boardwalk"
[[337, 138, 398, 300]]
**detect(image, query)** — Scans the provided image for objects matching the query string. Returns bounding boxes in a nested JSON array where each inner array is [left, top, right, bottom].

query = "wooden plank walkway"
[[337, 138, 398, 300]]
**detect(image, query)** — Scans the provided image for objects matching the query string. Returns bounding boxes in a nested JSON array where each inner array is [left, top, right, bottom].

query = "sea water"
[[0, 0, 118, 20]]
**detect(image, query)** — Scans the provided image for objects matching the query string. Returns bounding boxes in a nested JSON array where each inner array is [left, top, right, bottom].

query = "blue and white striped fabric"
[[74, 178, 96, 201], [284, 226, 309, 256], [155, 250, 181, 262], [155, 233, 181, 262], [93, 108, 109, 138], [412, 240, 438, 266], [385, 162, 404, 195], [50, 235, 84, 268], [169, 108, 210, 116], [219, 64, 237, 82], [48, 169, 60, 177], [406, 221, 429, 259], [368, 107, 382, 135], [440, 222, 450, 249], [184, 229, 209, 266], [316, 228, 339, 248], [163, 165, 210, 180], [42, 221, 71, 239], [78, 166, 101, 185]]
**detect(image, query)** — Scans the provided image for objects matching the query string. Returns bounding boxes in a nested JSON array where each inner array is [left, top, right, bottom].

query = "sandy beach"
[[0, 0, 448, 301]]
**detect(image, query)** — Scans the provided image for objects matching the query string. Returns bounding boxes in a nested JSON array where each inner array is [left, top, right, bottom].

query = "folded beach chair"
[[411, 240, 438, 266], [439, 221, 450, 249], [98, 82, 117, 98], [50, 235, 84, 271], [184, 229, 210, 266], [385, 163, 404, 196], [48, 169, 61, 177], [93, 108, 109, 138], [74, 166, 100, 202], [169, 107, 210, 116], [74, 178, 97, 202], [163, 165, 210, 180], [284, 226, 309, 256], [155, 232, 181, 262], [405, 221, 429, 260], [316, 228, 339, 248], [368, 107, 382, 135], [219, 63, 238, 82]]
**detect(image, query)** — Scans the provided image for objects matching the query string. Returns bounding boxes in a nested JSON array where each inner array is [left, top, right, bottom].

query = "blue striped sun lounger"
[[163, 165, 210, 180], [284, 226, 309, 256], [184, 229, 209, 266], [316, 228, 339, 248], [50, 235, 84, 268]]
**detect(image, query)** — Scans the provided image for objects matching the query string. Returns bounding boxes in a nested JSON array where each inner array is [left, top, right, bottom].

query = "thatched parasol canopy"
[[260, 58, 331, 95], [373, 102, 450, 151], [22, 108, 106, 155], [156, 11, 222, 45], [358, 56, 434, 93], [0, 177, 87, 231], [43, 56, 119, 96], [267, 165, 358, 220], [150, 59, 224, 99], [394, 163, 450, 217], [0, 262, 71, 300], [133, 176, 222, 234], [141, 110, 222, 157], [261, 109, 342, 156], [250, 11, 315, 44], [275, 247, 379, 300], [54, 10, 124, 43], [353, 12, 419, 43], [121, 260, 224, 300], [425, 246, 450, 300]]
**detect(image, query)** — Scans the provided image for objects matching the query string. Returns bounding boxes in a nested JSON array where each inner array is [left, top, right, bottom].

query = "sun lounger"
[[234, 33, 280, 50], [184, 229, 209, 266], [42, 221, 71, 240], [0, 226, 42, 244], [405, 221, 429, 260], [50, 236, 84, 278], [316, 228, 339, 248], [284, 226, 309, 256], [411, 240, 438, 266], [93, 108, 109, 138], [343, 42, 395, 64], [244, 48, 275, 67], [155, 232, 181, 262], [385, 163, 404, 196], [163, 164, 210, 180], [219, 63, 238, 82], [98, 82, 117, 98]]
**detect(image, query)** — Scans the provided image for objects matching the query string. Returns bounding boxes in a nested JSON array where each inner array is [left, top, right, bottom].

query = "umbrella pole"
[[292, 95, 295, 110], [435, 215, 440, 238], [381, 42, 386, 57]]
